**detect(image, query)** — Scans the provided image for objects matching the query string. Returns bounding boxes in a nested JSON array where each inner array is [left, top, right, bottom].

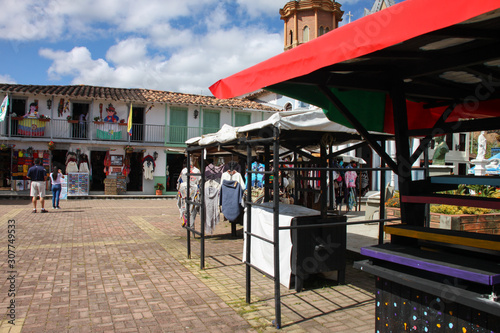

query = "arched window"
[[325, 27, 330, 33], [289, 30, 293, 45], [303, 26, 309, 42], [319, 26, 325, 36], [284, 102, 293, 111]]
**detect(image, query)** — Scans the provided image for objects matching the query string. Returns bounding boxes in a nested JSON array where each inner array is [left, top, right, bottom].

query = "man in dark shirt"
[[27, 158, 48, 213]]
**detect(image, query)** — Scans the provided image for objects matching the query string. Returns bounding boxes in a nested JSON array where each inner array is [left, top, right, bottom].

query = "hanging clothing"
[[205, 163, 224, 182], [345, 169, 358, 188], [143, 160, 154, 180], [223, 161, 241, 174], [251, 162, 265, 188], [66, 161, 79, 173], [220, 179, 244, 222], [360, 171, 369, 197], [221, 170, 245, 189], [177, 183, 200, 228], [179, 166, 201, 185], [204, 180, 221, 234], [142, 155, 156, 172], [79, 162, 90, 173]]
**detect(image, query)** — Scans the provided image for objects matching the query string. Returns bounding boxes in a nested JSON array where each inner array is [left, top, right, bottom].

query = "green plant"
[[66, 115, 72, 120], [430, 204, 492, 215], [468, 185, 496, 198], [94, 116, 100, 121], [154, 183, 164, 191]]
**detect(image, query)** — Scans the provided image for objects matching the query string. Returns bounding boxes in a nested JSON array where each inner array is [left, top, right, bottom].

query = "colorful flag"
[[127, 103, 133, 136], [0, 95, 8, 122]]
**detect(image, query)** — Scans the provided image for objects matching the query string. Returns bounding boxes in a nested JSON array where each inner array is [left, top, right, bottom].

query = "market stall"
[[209, 0, 500, 329], [183, 110, 396, 325]]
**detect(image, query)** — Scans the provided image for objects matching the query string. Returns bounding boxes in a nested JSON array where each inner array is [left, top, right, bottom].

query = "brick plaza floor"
[[0, 199, 375, 332]]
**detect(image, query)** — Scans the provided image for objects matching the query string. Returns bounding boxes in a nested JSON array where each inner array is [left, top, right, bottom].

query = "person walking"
[[27, 158, 48, 213], [50, 166, 64, 209]]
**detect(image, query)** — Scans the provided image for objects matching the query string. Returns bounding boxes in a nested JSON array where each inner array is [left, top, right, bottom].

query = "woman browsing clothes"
[[50, 167, 65, 209]]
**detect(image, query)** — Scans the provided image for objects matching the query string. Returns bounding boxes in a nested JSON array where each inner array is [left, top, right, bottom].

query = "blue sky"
[[0, 0, 398, 95]]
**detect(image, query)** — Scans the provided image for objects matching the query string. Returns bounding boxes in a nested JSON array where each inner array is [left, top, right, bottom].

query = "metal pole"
[[264, 145, 270, 202], [424, 146, 430, 227], [320, 144, 328, 219], [186, 152, 191, 259], [272, 127, 281, 329], [200, 154, 205, 269], [379, 140, 386, 245], [246, 143, 252, 303]]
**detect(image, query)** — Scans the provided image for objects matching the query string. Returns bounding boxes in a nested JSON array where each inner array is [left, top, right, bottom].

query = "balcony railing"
[[0, 116, 216, 145]]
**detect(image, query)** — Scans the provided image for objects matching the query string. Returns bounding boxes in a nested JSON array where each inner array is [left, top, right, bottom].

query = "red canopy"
[[210, 0, 500, 134]]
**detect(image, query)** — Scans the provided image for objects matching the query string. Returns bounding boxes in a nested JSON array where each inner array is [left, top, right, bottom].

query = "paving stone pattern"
[[0, 199, 375, 332]]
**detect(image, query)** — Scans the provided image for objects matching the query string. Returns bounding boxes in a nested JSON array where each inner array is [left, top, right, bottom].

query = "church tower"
[[280, 0, 343, 51]]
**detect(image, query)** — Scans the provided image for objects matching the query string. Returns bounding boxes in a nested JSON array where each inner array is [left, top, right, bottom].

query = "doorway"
[[127, 152, 143, 191], [51, 149, 68, 174], [72, 103, 89, 139], [166, 153, 184, 192], [90, 151, 106, 191], [0, 149, 12, 189], [131, 107, 144, 142]]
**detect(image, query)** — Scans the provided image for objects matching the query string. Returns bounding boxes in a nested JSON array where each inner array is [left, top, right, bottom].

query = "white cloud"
[[106, 38, 150, 66], [0, 0, 216, 41], [0, 74, 16, 84], [149, 24, 194, 48], [39, 25, 282, 94], [2, 0, 290, 95], [39, 47, 113, 81], [235, 0, 285, 18]]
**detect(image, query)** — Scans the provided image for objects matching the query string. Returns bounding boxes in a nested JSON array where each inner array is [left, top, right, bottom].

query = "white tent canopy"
[[186, 110, 387, 147]]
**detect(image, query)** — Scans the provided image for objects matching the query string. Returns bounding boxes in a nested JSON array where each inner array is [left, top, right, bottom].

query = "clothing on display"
[[345, 169, 357, 188], [220, 170, 245, 188], [251, 162, 265, 187], [179, 166, 201, 185], [205, 163, 224, 182], [78, 154, 90, 173], [204, 180, 221, 234], [143, 160, 154, 180], [177, 165, 201, 228], [220, 179, 244, 222], [66, 161, 79, 173], [177, 183, 200, 228]]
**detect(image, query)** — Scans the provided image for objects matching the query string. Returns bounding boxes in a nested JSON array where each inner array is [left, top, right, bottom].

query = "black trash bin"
[[291, 215, 347, 291]]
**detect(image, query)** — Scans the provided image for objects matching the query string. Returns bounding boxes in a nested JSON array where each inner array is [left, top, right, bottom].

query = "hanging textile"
[[220, 170, 245, 188], [360, 171, 369, 197], [220, 179, 244, 222], [78, 154, 90, 173], [177, 183, 200, 228], [104, 151, 111, 175], [66, 151, 79, 173], [205, 163, 224, 182], [348, 187, 357, 211], [177, 165, 201, 228], [143, 160, 154, 180], [251, 161, 265, 188], [204, 180, 221, 234]]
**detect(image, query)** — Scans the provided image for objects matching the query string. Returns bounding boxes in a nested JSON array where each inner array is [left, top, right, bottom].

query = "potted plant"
[[67, 115, 77, 123], [154, 183, 165, 195], [124, 145, 133, 153], [47, 141, 55, 150], [39, 114, 50, 121]]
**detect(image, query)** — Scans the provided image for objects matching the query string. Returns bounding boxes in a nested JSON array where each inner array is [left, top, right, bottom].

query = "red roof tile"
[[0, 84, 278, 111]]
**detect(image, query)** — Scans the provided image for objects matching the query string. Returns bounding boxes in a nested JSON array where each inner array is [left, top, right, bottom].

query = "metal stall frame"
[[182, 126, 400, 329]]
